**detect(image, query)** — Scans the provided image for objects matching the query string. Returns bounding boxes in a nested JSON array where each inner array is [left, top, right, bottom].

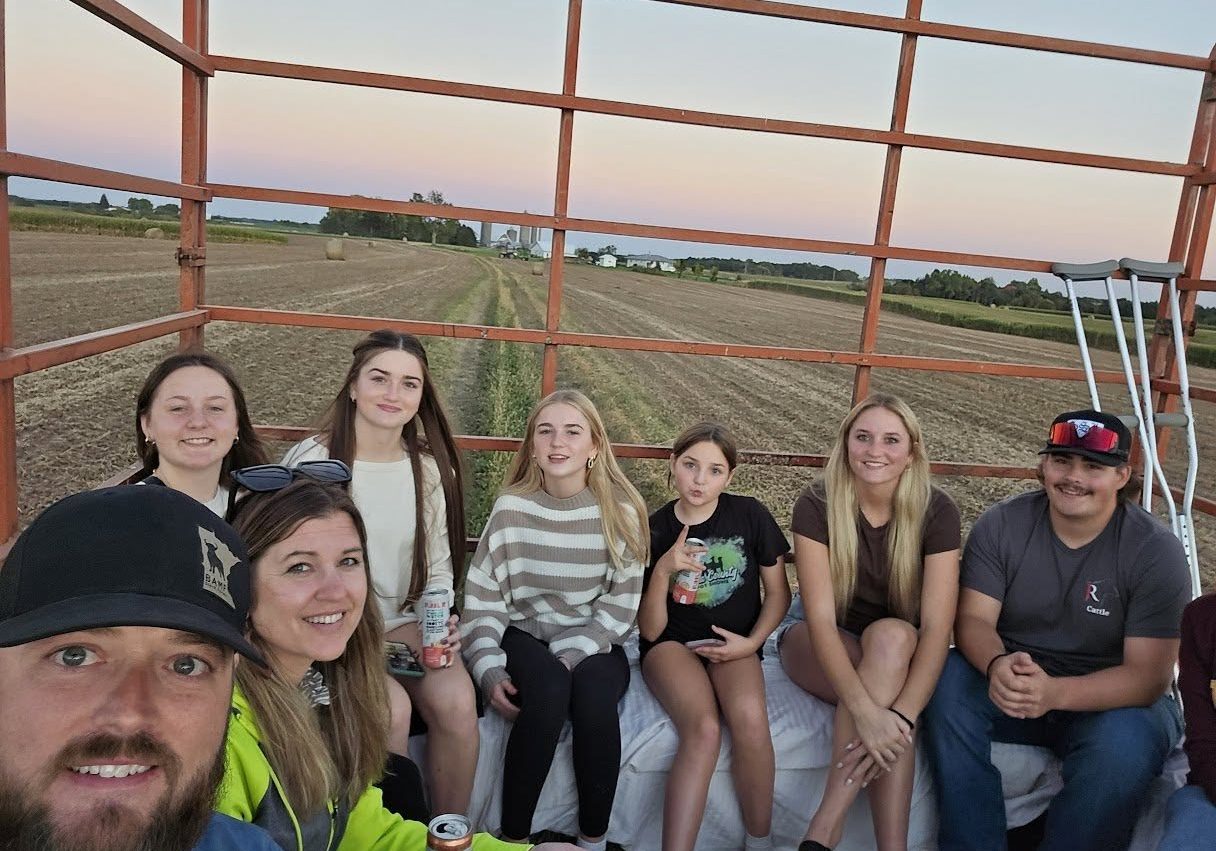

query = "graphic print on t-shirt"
[[692, 535, 746, 607]]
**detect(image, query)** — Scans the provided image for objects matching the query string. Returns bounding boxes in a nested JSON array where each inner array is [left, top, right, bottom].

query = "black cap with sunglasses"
[[1039, 409, 1132, 467]]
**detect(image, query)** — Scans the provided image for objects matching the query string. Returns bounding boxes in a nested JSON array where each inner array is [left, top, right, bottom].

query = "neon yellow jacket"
[[216, 686, 525, 851]]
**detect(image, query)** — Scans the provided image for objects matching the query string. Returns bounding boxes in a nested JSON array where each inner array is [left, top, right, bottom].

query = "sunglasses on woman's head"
[[231, 460, 352, 492]]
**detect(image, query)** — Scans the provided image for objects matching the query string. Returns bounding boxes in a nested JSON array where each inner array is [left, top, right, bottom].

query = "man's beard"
[[0, 730, 225, 851]]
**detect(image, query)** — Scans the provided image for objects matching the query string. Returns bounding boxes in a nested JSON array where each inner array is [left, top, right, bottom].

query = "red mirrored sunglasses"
[[1047, 420, 1121, 453]]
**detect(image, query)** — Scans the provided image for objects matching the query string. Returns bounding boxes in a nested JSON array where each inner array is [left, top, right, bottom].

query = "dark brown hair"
[[667, 421, 739, 489], [135, 350, 268, 481], [231, 480, 388, 814], [318, 330, 466, 607]]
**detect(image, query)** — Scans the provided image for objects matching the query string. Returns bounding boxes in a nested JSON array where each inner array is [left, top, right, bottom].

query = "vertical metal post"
[[540, 0, 582, 396], [852, 0, 921, 403], [0, 0, 15, 544], [179, 0, 208, 350], [1147, 45, 1216, 458]]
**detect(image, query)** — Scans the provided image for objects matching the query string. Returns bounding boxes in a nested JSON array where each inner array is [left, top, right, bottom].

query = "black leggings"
[[500, 625, 630, 840]]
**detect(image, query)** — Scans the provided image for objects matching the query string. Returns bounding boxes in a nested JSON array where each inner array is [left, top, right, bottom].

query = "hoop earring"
[[587, 456, 597, 471]]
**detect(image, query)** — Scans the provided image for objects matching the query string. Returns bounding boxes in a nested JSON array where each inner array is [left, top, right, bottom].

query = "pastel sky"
[[9, 0, 1216, 297]]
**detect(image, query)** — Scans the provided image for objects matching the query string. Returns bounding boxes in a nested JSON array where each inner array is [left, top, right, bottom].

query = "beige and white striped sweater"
[[461, 487, 645, 693]]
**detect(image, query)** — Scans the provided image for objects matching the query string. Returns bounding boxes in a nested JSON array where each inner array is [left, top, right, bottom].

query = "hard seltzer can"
[[426, 814, 472, 850], [672, 536, 707, 605], [420, 588, 450, 669]]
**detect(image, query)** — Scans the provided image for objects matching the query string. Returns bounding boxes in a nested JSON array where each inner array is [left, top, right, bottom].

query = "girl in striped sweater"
[[462, 389, 649, 850]]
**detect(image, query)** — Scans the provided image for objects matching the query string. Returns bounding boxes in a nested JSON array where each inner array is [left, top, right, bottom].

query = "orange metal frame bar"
[[1, 0, 1215, 545]]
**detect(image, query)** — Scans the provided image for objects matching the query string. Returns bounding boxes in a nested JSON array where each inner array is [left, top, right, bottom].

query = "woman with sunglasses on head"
[[218, 472, 577, 851], [462, 390, 648, 849], [135, 350, 268, 516], [777, 394, 960, 851], [282, 330, 475, 820]]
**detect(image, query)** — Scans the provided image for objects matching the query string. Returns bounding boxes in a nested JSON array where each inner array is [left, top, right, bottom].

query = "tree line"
[[318, 190, 476, 246], [11, 194, 181, 220], [681, 257, 861, 283], [874, 268, 1216, 327]]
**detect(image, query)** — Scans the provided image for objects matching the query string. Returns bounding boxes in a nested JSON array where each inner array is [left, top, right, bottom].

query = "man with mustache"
[[923, 409, 1190, 851], [0, 485, 278, 851]]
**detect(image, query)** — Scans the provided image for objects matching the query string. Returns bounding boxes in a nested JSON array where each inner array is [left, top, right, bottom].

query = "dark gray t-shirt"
[[962, 490, 1189, 677]]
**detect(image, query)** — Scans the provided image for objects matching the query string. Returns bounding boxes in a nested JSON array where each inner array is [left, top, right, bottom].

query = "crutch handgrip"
[[1051, 260, 1119, 282], [1155, 412, 1190, 428], [1119, 258, 1184, 281]]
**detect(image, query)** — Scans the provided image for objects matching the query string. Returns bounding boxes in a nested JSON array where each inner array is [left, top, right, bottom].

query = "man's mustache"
[[54, 732, 180, 784]]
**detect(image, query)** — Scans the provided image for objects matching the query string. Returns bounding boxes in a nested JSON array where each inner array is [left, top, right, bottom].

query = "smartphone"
[[684, 638, 726, 649], [385, 641, 425, 677]]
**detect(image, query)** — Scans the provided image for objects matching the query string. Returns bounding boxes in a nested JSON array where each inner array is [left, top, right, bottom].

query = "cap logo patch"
[[1070, 419, 1101, 437], [199, 526, 239, 608]]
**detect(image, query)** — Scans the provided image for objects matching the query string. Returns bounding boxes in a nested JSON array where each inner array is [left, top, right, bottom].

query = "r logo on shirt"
[[1083, 580, 1110, 617]]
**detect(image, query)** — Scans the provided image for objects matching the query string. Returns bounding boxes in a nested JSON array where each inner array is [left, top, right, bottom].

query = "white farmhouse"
[[596, 253, 617, 268], [623, 254, 676, 273]]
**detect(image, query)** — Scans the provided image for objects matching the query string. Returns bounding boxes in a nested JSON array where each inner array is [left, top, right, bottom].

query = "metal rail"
[[0, 0, 1214, 547]]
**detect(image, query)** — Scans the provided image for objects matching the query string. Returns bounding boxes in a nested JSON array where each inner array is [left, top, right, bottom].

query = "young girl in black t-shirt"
[[637, 422, 790, 851]]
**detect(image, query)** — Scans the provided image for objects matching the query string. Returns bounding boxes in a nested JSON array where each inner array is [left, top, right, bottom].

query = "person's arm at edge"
[[1179, 597, 1216, 804], [891, 547, 960, 721]]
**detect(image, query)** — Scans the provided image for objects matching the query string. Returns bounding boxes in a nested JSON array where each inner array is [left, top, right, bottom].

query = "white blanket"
[[430, 633, 1184, 849]]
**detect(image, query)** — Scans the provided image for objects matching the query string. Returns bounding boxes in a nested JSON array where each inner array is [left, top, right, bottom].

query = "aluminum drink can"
[[672, 536, 707, 605], [426, 814, 472, 850], [420, 588, 450, 668]]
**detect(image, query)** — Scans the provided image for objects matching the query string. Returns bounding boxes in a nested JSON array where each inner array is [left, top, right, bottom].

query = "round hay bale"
[[531, 262, 544, 276], [143, 227, 165, 240], [325, 238, 346, 261]]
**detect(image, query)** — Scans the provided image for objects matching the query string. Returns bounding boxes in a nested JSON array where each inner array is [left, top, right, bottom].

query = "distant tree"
[[126, 197, 154, 216], [709, 266, 719, 282], [154, 203, 180, 219], [98, 193, 110, 209], [574, 247, 591, 262], [675, 259, 686, 278], [596, 244, 618, 257]]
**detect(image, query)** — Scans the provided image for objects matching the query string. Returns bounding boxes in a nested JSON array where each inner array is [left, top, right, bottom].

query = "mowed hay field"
[[11, 231, 1216, 585]]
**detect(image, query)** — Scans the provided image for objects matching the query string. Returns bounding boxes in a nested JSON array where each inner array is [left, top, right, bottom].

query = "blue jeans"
[[923, 650, 1182, 851], [1159, 784, 1216, 850]]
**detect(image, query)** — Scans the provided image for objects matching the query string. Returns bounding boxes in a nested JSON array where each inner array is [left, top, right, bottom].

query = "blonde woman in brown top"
[[778, 394, 961, 851]]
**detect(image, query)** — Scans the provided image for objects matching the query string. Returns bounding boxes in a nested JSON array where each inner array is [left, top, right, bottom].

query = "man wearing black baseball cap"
[[924, 409, 1190, 850], [0, 486, 278, 851]]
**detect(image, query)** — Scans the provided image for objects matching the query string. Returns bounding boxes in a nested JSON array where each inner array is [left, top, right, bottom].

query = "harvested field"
[[10, 231, 1216, 585]]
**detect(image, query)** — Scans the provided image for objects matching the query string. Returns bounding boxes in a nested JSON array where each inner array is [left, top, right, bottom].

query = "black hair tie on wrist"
[[986, 651, 1012, 680], [891, 708, 916, 730]]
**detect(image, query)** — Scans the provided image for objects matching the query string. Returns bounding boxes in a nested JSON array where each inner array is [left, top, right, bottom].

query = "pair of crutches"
[[1050, 259, 1201, 598]]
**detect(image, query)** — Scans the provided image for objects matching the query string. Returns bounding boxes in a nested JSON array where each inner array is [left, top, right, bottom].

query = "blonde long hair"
[[503, 389, 649, 568], [231, 481, 389, 817], [823, 394, 931, 622]]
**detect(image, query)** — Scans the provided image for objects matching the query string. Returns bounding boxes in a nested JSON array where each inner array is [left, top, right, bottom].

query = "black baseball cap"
[[0, 485, 265, 665], [1039, 409, 1132, 467]]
